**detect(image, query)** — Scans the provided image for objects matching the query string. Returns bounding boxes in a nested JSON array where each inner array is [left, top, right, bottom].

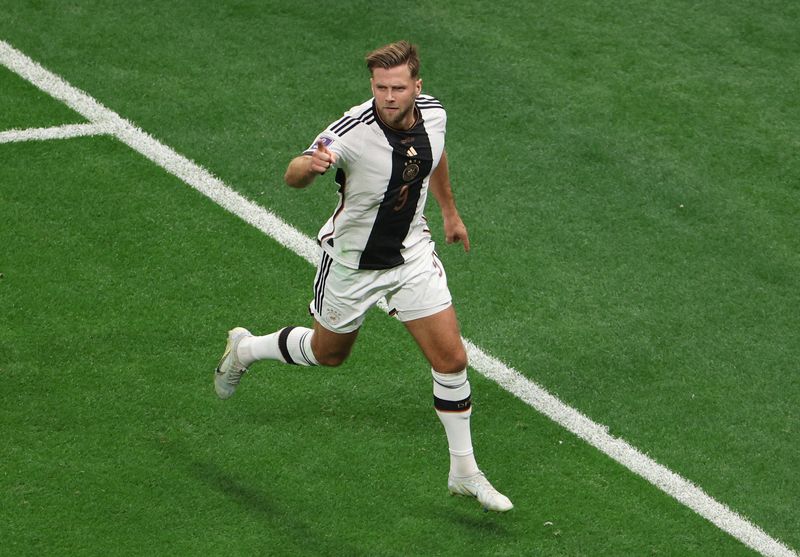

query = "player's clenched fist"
[[310, 140, 337, 174]]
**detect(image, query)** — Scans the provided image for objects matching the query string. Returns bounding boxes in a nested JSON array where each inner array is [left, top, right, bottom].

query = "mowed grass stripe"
[[1, 38, 795, 557], [2, 136, 762, 557]]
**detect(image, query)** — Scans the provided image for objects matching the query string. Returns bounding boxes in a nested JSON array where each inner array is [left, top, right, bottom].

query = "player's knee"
[[310, 329, 356, 367], [433, 350, 468, 375], [314, 349, 350, 367]]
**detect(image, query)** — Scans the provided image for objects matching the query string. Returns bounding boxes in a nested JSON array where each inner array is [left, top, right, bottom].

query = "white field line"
[[0, 122, 110, 143], [0, 39, 795, 557]]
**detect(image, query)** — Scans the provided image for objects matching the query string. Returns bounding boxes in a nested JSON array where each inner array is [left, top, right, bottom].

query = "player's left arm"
[[429, 149, 470, 252]]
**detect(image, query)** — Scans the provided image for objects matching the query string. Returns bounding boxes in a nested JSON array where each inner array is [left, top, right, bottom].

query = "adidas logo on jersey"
[[406, 146, 418, 157]]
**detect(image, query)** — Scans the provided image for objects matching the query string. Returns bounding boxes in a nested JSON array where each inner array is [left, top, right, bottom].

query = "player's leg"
[[403, 306, 477, 476], [392, 249, 512, 511], [214, 251, 375, 399], [214, 320, 358, 399], [402, 304, 466, 373], [392, 252, 475, 476], [310, 320, 359, 366], [240, 320, 359, 367], [403, 307, 512, 512]]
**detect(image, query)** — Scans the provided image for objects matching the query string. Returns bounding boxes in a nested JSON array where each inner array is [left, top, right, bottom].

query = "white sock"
[[432, 368, 480, 478], [238, 327, 318, 367]]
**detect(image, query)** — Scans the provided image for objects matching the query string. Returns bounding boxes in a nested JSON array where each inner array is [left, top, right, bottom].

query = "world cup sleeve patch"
[[304, 135, 336, 154]]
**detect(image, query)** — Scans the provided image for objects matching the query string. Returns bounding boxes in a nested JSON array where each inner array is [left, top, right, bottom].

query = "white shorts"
[[309, 243, 452, 334]]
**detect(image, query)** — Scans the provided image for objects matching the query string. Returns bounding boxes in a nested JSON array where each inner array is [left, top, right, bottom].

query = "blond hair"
[[365, 41, 420, 78]]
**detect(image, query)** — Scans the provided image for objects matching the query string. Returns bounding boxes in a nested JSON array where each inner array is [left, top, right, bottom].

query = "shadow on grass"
[[189, 460, 280, 516], [163, 441, 368, 557], [446, 500, 511, 536]]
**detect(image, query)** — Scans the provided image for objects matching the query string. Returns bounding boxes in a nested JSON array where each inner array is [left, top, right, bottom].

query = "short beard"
[[382, 105, 413, 129]]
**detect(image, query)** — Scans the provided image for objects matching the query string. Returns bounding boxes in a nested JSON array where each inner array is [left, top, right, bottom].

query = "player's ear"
[[415, 78, 422, 96]]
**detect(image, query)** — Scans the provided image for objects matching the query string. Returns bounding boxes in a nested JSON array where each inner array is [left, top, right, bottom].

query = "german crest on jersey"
[[403, 161, 420, 182]]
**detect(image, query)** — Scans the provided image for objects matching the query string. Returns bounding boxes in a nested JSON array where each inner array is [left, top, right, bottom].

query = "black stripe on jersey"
[[329, 116, 349, 133], [355, 105, 374, 121], [331, 116, 358, 135], [329, 107, 375, 137], [337, 118, 362, 136], [416, 95, 443, 108], [359, 107, 376, 125], [319, 169, 347, 248], [416, 100, 443, 110], [359, 103, 434, 270]]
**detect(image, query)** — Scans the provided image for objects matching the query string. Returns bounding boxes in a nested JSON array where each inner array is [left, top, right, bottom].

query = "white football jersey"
[[302, 94, 447, 270]]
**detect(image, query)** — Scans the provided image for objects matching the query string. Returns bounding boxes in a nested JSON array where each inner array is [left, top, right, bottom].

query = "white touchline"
[[0, 122, 110, 143], [0, 39, 795, 557]]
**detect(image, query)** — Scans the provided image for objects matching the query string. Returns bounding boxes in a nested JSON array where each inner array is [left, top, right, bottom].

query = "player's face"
[[371, 64, 422, 130]]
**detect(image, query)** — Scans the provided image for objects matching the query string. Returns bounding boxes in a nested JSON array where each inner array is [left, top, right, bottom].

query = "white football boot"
[[214, 327, 252, 399], [448, 471, 513, 512]]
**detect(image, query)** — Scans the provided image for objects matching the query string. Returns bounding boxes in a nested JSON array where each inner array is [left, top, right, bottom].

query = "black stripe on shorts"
[[314, 252, 333, 313]]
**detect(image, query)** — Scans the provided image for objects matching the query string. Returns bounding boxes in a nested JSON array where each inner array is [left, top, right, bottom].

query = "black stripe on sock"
[[278, 326, 297, 365], [298, 330, 316, 366], [433, 376, 467, 390], [434, 395, 472, 412]]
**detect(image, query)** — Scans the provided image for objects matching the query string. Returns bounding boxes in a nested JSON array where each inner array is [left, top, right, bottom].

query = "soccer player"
[[215, 41, 512, 512]]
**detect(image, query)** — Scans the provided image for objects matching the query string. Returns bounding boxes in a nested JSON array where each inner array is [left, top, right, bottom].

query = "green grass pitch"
[[1, 2, 798, 555]]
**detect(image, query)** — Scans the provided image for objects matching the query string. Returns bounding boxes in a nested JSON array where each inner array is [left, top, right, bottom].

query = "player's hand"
[[444, 213, 470, 252], [310, 140, 337, 174]]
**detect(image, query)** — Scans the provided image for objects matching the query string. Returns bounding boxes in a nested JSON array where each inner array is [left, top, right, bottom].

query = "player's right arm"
[[284, 140, 337, 188]]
